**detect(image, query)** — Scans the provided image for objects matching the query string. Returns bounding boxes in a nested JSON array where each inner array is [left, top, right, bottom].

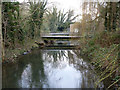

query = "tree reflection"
[[3, 49, 103, 88], [43, 50, 68, 68], [2, 50, 46, 88], [45, 50, 68, 62], [30, 50, 45, 88], [43, 50, 89, 71]]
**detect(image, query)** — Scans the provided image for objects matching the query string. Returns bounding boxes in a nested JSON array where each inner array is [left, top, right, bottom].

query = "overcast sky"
[[48, 0, 81, 12], [48, 0, 82, 21]]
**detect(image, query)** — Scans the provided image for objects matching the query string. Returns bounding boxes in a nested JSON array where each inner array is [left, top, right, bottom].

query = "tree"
[[104, 2, 120, 31], [2, 0, 47, 49], [0, 3, 3, 89], [0, 2, 4, 61], [2, 2, 23, 48], [29, 0, 47, 38], [58, 10, 78, 32], [80, 2, 120, 35], [42, 7, 78, 33]]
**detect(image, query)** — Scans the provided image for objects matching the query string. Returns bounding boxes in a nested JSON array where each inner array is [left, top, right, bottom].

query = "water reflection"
[[2, 49, 103, 88], [19, 64, 32, 88], [42, 50, 98, 88], [3, 50, 46, 88]]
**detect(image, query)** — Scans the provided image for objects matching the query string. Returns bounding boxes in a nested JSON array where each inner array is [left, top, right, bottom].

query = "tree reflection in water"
[[3, 49, 104, 88], [42, 50, 103, 88], [3, 50, 47, 88]]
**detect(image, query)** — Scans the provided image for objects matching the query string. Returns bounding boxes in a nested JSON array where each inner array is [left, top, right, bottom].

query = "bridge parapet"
[[40, 32, 80, 37]]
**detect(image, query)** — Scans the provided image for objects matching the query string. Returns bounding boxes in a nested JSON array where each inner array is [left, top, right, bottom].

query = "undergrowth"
[[80, 30, 120, 89], [4, 37, 42, 63]]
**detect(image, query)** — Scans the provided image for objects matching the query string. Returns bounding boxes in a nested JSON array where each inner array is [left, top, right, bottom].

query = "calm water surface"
[[2, 49, 104, 88]]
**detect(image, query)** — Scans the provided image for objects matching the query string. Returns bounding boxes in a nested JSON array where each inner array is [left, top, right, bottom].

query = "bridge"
[[38, 32, 81, 48], [41, 33, 81, 40]]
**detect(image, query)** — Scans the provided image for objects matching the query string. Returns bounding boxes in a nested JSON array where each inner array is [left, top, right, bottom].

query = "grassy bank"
[[3, 38, 42, 64], [79, 30, 120, 89]]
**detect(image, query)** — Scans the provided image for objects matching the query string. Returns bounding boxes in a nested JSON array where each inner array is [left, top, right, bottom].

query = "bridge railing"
[[40, 32, 80, 37]]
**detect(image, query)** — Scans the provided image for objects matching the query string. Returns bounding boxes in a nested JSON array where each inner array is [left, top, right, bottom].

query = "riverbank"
[[2, 38, 43, 64], [79, 30, 120, 89], [2, 30, 120, 89]]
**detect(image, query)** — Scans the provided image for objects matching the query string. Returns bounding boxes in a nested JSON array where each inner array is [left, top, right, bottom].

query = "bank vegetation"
[[0, 0, 120, 89]]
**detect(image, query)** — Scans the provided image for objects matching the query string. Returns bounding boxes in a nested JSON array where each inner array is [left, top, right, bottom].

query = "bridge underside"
[[39, 44, 80, 50], [42, 46, 80, 50], [45, 44, 79, 47]]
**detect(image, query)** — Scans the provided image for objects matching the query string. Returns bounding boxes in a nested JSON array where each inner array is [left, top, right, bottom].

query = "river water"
[[2, 49, 104, 88]]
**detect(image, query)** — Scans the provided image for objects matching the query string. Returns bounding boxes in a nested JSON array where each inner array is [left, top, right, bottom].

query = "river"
[[2, 48, 104, 88]]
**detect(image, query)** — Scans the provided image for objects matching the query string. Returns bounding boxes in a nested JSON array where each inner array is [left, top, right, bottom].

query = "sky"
[[47, 0, 82, 21], [47, 0, 82, 13]]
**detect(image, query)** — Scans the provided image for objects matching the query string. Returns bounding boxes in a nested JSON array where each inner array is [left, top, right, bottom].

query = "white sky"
[[48, 0, 82, 21], [48, 0, 82, 13]]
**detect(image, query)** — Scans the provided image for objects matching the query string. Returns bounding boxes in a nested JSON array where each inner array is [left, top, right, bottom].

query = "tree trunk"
[[0, 2, 4, 62], [0, 1, 2, 90]]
